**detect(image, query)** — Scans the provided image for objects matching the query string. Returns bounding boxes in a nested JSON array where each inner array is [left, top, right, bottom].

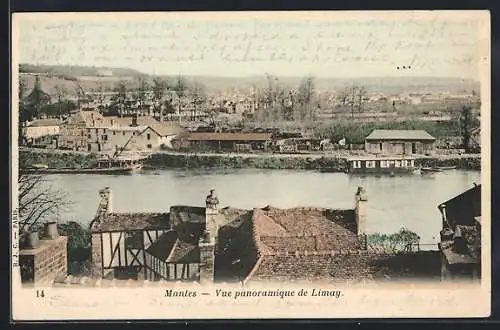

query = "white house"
[[87, 123, 181, 153]]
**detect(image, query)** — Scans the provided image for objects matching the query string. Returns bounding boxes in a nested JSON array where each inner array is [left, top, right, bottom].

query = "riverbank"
[[18, 148, 481, 172]]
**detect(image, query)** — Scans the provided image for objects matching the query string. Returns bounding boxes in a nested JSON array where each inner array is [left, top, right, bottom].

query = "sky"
[[13, 12, 487, 79]]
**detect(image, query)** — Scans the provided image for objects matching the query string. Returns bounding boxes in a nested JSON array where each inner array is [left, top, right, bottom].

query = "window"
[[401, 160, 408, 167], [102, 135, 108, 141], [380, 160, 389, 168], [147, 144, 152, 149], [123, 132, 126, 136], [87, 134, 91, 139], [395, 160, 401, 167], [133, 132, 136, 136], [379, 143, 383, 151], [366, 161, 376, 168], [147, 133, 151, 140], [353, 161, 362, 169], [113, 131, 116, 136]]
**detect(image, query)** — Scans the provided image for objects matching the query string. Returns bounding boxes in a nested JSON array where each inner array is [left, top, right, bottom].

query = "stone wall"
[[20, 236, 68, 284], [90, 233, 103, 278]]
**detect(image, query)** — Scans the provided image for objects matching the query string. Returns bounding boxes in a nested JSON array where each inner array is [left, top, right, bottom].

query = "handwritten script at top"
[[23, 19, 479, 69]]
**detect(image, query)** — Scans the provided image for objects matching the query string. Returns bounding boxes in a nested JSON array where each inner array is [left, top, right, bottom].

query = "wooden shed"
[[365, 129, 436, 155]]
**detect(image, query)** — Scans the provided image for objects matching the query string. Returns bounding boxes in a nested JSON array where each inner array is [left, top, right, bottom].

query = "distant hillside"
[[159, 75, 480, 94], [17, 64, 480, 95], [19, 64, 145, 78]]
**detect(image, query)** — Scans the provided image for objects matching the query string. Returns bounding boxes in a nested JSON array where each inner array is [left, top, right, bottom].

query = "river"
[[43, 169, 480, 247]]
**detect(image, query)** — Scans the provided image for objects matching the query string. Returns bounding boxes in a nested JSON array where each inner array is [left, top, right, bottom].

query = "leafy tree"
[[367, 227, 421, 253]]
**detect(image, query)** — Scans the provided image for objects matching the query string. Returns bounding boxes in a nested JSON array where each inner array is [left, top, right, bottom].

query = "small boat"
[[437, 166, 456, 170], [421, 167, 443, 173], [21, 155, 144, 175]]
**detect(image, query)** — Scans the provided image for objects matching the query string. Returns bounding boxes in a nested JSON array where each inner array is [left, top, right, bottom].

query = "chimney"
[[354, 186, 368, 236], [199, 189, 219, 284], [96, 187, 113, 219], [44, 221, 59, 240]]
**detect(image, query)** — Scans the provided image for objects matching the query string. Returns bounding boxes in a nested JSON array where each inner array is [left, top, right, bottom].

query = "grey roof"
[[365, 130, 436, 141]]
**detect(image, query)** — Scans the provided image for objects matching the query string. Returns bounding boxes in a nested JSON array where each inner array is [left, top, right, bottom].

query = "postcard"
[[10, 10, 491, 320]]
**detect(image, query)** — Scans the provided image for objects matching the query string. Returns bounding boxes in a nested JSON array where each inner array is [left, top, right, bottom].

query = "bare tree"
[[94, 79, 107, 113], [54, 84, 68, 118], [112, 80, 129, 117], [297, 76, 315, 121], [151, 77, 169, 121], [74, 83, 87, 110], [356, 86, 367, 114], [173, 76, 188, 121], [133, 76, 150, 116], [190, 81, 207, 121], [18, 174, 72, 235]]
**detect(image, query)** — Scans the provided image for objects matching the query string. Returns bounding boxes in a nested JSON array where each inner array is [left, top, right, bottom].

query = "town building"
[[58, 110, 102, 150], [185, 132, 272, 152], [21, 119, 61, 147], [59, 111, 183, 152], [438, 184, 481, 281], [89, 187, 246, 283], [365, 129, 436, 155], [86, 118, 182, 153]]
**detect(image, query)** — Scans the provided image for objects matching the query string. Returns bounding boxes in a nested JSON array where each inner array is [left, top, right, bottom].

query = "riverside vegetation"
[[19, 149, 481, 172]]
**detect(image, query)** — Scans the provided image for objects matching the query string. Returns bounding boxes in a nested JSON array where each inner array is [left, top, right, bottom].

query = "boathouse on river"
[[347, 155, 417, 174], [365, 129, 436, 155]]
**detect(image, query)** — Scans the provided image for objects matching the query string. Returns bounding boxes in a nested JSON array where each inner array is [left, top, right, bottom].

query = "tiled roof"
[[91, 212, 170, 232], [29, 119, 61, 127], [249, 251, 442, 283], [187, 132, 272, 141], [167, 240, 200, 263], [149, 123, 183, 137], [365, 129, 436, 141], [242, 207, 364, 281], [258, 207, 358, 240], [146, 230, 178, 261]]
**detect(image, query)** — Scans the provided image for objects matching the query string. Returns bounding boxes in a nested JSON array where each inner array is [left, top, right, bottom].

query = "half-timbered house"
[[89, 187, 247, 283]]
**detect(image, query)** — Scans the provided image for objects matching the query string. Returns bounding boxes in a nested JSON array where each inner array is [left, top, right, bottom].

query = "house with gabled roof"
[[438, 184, 481, 281], [365, 129, 436, 155]]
